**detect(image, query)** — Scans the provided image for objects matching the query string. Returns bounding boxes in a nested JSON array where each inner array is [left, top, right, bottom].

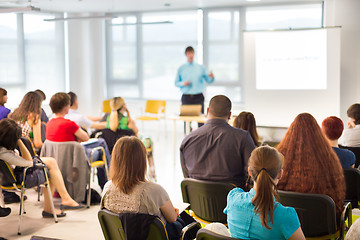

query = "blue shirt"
[[175, 62, 214, 94], [332, 147, 356, 169], [224, 188, 301, 240], [0, 106, 10, 120]]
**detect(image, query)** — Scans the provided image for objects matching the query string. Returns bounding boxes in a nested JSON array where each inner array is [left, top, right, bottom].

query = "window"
[[0, 13, 65, 107], [24, 14, 65, 98], [105, 5, 323, 103], [0, 14, 19, 87], [107, 16, 138, 98], [142, 11, 198, 100], [246, 4, 323, 31]]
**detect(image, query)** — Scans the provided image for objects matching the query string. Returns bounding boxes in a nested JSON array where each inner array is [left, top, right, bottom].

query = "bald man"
[[180, 95, 256, 188]]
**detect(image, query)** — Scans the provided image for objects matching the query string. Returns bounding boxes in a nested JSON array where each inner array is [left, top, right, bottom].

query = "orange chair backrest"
[[102, 100, 111, 113], [145, 100, 166, 114]]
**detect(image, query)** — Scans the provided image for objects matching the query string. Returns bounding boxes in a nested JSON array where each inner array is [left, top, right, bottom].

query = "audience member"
[[47, 93, 110, 189], [277, 113, 345, 219], [0, 119, 84, 218], [340, 103, 360, 147], [0, 88, 10, 120], [233, 111, 260, 146], [180, 95, 256, 188], [345, 218, 360, 240], [102, 136, 194, 240], [223, 146, 305, 239], [107, 97, 138, 135], [322, 116, 355, 169], [46, 92, 89, 142], [34, 89, 49, 123], [9, 91, 44, 149], [65, 92, 106, 131]]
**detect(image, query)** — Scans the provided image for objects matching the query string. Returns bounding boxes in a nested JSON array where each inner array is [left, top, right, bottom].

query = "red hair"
[[277, 113, 345, 217], [321, 116, 344, 140]]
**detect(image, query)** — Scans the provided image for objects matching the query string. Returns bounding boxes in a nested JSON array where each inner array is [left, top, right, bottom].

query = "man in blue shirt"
[[175, 46, 214, 126]]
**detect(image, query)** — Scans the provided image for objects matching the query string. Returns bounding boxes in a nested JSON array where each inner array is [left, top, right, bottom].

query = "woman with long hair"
[[0, 88, 10, 120], [233, 111, 260, 146], [108, 97, 138, 135], [277, 113, 346, 218], [224, 146, 305, 239], [0, 119, 83, 218], [9, 91, 44, 148], [102, 136, 192, 239]]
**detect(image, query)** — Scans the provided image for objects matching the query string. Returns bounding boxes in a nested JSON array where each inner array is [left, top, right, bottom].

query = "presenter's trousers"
[[181, 93, 204, 128]]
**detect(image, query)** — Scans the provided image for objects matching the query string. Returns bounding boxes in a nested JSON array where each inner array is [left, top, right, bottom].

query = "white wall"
[[243, 28, 341, 127], [325, 0, 360, 122]]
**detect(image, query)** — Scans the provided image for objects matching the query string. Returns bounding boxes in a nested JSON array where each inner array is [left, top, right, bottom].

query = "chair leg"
[[87, 168, 92, 208], [45, 183, 58, 223], [18, 187, 26, 235]]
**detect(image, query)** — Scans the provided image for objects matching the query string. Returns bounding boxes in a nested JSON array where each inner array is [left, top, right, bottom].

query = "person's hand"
[[110, 101, 116, 111], [174, 208, 179, 216], [348, 120, 356, 129], [184, 81, 190, 87], [208, 72, 214, 78]]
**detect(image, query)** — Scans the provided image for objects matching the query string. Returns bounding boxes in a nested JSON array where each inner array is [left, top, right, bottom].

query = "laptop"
[[180, 104, 202, 116]]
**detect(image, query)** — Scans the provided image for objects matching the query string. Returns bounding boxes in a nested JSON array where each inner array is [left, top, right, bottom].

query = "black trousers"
[[181, 93, 204, 128]]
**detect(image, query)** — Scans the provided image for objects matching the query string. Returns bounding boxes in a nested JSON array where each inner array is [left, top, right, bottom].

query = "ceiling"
[[0, 0, 321, 13]]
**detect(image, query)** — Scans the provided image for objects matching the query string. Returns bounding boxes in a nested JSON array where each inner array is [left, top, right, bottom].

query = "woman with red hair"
[[322, 116, 355, 169], [277, 113, 345, 219]]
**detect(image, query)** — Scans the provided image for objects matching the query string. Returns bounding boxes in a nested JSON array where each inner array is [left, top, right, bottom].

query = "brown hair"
[[0, 88, 7, 106], [208, 95, 231, 118], [233, 112, 260, 146], [9, 91, 42, 124], [0, 118, 22, 150], [277, 113, 345, 217], [110, 136, 147, 194], [347, 104, 360, 125], [35, 89, 46, 101], [49, 92, 70, 114], [249, 146, 284, 229]]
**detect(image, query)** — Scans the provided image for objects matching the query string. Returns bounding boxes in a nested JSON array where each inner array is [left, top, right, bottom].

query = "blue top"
[[175, 62, 214, 95], [224, 188, 301, 240], [332, 147, 356, 169], [0, 106, 10, 120]]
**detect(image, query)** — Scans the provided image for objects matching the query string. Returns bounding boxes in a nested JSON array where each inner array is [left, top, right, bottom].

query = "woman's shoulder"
[[274, 202, 299, 222], [142, 181, 167, 194]]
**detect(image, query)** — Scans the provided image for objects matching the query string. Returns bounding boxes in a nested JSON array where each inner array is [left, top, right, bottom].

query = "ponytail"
[[248, 146, 283, 230], [252, 169, 279, 229]]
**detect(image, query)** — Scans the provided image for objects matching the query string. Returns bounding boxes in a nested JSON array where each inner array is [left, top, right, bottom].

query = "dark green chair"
[[181, 178, 235, 224], [278, 190, 352, 240], [196, 228, 239, 240], [98, 209, 168, 240], [344, 168, 360, 208]]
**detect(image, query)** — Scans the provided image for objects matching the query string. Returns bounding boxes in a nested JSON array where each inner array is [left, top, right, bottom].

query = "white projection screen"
[[244, 28, 341, 127]]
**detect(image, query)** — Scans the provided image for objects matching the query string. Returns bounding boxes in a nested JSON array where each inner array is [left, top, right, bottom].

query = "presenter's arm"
[[175, 68, 187, 87], [202, 66, 214, 83]]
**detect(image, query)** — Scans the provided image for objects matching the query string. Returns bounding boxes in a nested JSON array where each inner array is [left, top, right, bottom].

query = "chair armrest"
[[339, 202, 352, 240], [180, 221, 201, 240]]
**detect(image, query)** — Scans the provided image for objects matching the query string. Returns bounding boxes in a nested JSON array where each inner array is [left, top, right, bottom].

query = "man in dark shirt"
[[180, 95, 256, 188]]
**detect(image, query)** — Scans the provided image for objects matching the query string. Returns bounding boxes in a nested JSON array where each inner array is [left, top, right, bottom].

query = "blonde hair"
[[110, 97, 125, 111], [249, 146, 284, 230], [110, 136, 147, 194]]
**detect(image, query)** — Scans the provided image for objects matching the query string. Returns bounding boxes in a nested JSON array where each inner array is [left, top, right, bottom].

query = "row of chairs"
[[99, 172, 359, 240], [0, 137, 109, 235]]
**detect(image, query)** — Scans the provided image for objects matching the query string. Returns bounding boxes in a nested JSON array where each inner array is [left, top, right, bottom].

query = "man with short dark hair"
[[35, 89, 49, 123], [180, 95, 256, 188], [175, 46, 214, 126]]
